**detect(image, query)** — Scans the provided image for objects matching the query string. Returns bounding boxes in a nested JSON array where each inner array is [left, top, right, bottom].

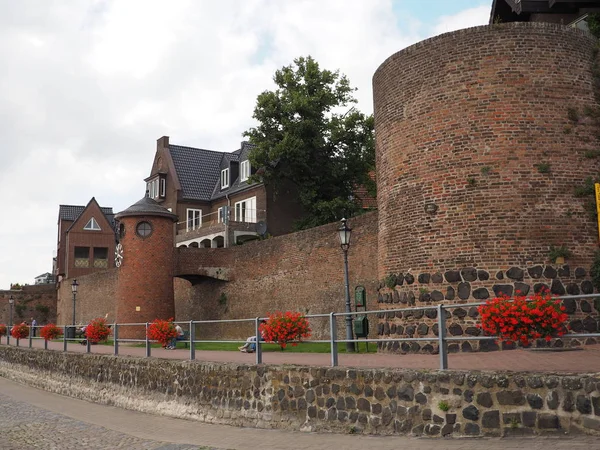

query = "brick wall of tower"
[[373, 22, 598, 278], [115, 215, 175, 338]]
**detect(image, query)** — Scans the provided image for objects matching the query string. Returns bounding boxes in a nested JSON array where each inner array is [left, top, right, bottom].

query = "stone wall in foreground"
[[0, 346, 598, 437]]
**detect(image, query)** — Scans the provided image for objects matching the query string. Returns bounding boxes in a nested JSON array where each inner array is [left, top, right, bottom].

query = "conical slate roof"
[[115, 196, 178, 221]]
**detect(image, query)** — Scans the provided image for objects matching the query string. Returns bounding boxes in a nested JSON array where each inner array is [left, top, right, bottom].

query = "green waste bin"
[[353, 315, 369, 338]]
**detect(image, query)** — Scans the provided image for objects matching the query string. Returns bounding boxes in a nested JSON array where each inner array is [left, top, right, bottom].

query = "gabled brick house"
[[145, 136, 303, 248], [54, 198, 116, 282]]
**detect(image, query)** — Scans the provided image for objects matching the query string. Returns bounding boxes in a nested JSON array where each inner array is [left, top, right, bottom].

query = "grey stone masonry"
[[377, 264, 600, 353], [0, 346, 598, 438]]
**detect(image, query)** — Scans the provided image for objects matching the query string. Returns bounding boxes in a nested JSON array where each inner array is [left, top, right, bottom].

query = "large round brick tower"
[[114, 197, 178, 338], [372, 23, 599, 352]]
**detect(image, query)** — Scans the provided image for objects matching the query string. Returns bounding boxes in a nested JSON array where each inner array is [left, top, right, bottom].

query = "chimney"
[[157, 136, 169, 150]]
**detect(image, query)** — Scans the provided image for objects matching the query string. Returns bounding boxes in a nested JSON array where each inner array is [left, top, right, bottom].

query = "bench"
[[182, 331, 190, 349]]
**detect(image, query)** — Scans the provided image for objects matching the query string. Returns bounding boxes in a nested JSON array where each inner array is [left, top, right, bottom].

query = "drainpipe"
[[225, 194, 231, 248]]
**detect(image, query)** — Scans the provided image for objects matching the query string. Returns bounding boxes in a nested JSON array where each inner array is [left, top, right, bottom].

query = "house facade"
[[54, 198, 116, 282], [145, 136, 302, 248], [490, 0, 600, 27], [34, 272, 53, 285]]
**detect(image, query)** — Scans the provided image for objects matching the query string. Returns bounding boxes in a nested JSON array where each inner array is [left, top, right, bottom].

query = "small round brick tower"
[[114, 196, 178, 338]]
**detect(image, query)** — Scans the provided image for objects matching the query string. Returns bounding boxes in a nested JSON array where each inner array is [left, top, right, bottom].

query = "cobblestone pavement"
[[0, 392, 214, 449], [3, 337, 600, 373], [1, 377, 599, 450]]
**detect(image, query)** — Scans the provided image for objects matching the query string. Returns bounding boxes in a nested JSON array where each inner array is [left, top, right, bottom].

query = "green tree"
[[244, 56, 375, 229]]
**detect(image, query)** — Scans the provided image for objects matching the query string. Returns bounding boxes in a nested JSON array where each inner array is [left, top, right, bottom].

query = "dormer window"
[[221, 168, 229, 189], [240, 160, 250, 182], [146, 176, 165, 199], [84, 217, 101, 230]]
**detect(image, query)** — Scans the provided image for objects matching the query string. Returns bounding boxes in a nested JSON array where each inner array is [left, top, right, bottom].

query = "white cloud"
[[432, 5, 491, 36], [0, 0, 488, 288]]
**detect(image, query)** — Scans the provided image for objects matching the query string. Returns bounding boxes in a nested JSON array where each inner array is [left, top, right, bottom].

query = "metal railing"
[[2, 294, 599, 370], [175, 208, 267, 235]]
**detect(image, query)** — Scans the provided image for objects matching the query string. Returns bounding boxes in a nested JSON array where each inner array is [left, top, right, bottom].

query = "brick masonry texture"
[[174, 212, 378, 340], [375, 264, 600, 353], [0, 285, 56, 326], [1, 346, 599, 437], [373, 22, 599, 278], [116, 214, 176, 338], [56, 212, 378, 340]]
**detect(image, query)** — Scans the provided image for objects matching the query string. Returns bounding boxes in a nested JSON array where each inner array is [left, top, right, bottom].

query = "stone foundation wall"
[[0, 346, 598, 437], [377, 264, 600, 354]]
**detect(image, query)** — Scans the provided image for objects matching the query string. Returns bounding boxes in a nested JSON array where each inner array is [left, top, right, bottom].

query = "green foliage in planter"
[[384, 273, 398, 289], [548, 245, 572, 263]]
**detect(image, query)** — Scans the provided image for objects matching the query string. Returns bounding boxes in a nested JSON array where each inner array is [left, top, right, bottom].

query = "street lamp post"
[[71, 279, 79, 327], [7, 295, 14, 345], [338, 218, 355, 353]]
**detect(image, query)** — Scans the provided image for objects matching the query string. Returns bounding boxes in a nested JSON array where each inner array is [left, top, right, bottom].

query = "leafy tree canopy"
[[244, 56, 375, 229]]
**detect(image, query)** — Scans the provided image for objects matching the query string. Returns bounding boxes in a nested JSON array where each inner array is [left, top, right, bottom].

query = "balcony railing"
[[176, 208, 267, 235]]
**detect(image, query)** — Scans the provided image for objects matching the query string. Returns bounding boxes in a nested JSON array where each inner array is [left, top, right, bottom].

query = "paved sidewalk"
[[2, 337, 600, 373], [1, 377, 597, 450]]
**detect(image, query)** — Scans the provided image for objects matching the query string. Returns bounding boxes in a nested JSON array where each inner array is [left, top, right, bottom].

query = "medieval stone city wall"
[[0, 285, 56, 326], [373, 22, 600, 352], [55, 212, 378, 340]]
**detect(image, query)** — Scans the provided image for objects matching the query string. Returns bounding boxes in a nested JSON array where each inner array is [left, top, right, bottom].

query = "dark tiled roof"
[[115, 196, 178, 221], [210, 142, 260, 201], [58, 204, 115, 228], [168, 144, 224, 201]]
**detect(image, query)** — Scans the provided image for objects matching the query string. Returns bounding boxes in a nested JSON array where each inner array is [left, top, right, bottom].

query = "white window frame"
[[221, 168, 229, 189], [147, 178, 160, 199], [83, 217, 101, 231], [218, 207, 225, 223], [234, 196, 256, 223], [240, 160, 250, 182], [186, 208, 202, 231], [160, 178, 166, 197]]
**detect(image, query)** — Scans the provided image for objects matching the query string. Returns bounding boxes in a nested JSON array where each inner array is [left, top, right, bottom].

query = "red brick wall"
[[115, 215, 175, 338], [175, 212, 379, 339], [56, 270, 117, 326], [374, 23, 598, 278], [1, 285, 57, 326]]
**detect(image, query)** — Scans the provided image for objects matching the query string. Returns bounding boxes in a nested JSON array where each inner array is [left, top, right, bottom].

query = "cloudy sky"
[[0, 0, 490, 289]]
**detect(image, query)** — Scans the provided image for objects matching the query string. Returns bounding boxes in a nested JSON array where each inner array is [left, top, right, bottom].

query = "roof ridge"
[[169, 144, 225, 155]]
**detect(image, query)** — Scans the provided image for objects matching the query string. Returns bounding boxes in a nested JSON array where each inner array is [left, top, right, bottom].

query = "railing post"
[[86, 336, 91, 353], [437, 304, 448, 370], [330, 312, 338, 367], [255, 317, 262, 365], [189, 320, 195, 361], [16, 338, 19, 347], [29, 327, 32, 348], [63, 325, 68, 352], [44, 339, 48, 350], [113, 323, 119, 356], [145, 322, 151, 358], [6, 328, 9, 346]]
